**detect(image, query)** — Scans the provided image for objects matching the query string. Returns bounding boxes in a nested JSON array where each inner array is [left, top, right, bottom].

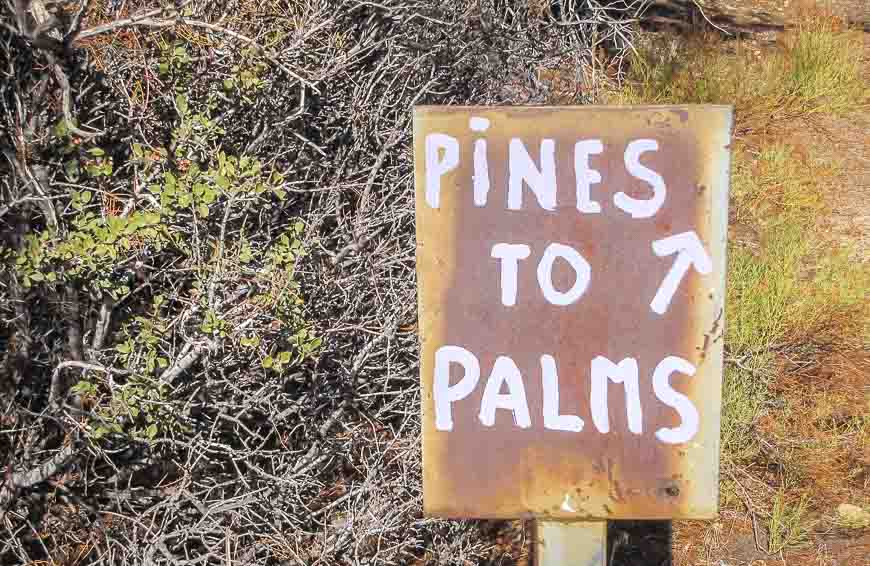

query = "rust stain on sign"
[[414, 106, 732, 520]]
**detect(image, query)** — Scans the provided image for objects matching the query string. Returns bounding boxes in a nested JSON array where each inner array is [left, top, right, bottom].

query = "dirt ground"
[[605, 2, 870, 565], [674, 2, 869, 566], [708, 0, 869, 28], [800, 37, 870, 262]]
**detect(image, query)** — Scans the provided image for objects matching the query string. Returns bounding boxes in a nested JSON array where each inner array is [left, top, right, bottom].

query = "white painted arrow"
[[650, 231, 713, 315]]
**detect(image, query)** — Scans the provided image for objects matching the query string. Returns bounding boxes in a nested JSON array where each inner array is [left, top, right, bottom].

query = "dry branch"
[[0, 444, 77, 509], [0, 0, 648, 562]]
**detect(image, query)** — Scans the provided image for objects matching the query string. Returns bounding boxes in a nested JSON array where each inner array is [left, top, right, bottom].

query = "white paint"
[[473, 138, 490, 206], [652, 356, 700, 444], [469, 116, 490, 131], [614, 139, 666, 218], [541, 355, 584, 432], [590, 356, 642, 434], [433, 345, 480, 431], [574, 139, 604, 213], [560, 493, 578, 513], [536, 243, 591, 306], [424, 133, 459, 209], [491, 243, 531, 306], [508, 138, 557, 211], [650, 231, 713, 315], [478, 355, 532, 428]]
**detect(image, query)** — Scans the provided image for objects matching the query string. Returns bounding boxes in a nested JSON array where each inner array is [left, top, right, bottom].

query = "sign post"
[[536, 520, 606, 565], [413, 106, 732, 562]]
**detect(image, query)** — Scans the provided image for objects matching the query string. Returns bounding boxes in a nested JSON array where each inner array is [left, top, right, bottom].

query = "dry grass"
[[609, 3, 870, 562], [611, 10, 867, 136], [763, 354, 870, 510], [720, 142, 868, 466]]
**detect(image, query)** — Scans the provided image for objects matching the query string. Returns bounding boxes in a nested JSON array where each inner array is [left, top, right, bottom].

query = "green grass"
[[720, 145, 869, 462], [612, 19, 866, 133], [785, 18, 866, 115], [613, 23, 869, 468], [614, 9, 870, 556], [768, 490, 812, 553]]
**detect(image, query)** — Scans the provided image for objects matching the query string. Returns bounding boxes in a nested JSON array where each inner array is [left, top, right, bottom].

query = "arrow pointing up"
[[650, 231, 713, 315]]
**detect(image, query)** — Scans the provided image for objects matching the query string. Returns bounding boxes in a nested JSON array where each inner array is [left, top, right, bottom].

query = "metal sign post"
[[536, 521, 606, 565], [413, 106, 732, 562]]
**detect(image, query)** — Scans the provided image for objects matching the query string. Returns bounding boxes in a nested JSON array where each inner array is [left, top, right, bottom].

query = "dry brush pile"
[[1, 1, 651, 563]]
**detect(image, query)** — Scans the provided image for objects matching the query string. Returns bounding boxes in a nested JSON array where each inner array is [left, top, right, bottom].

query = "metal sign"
[[414, 106, 732, 520]]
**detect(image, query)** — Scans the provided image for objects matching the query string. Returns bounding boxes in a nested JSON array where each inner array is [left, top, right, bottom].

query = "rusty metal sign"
[[414, 106, 732, 520]]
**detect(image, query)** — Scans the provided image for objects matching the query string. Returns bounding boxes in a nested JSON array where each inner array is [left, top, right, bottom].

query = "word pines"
[[424, 116, 666, 219]]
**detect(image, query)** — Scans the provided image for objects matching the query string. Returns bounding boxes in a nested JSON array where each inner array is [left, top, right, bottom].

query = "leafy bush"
[[0, 0, 650, 563]]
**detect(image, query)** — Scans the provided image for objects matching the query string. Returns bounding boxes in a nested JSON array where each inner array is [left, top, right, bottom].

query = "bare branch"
[[0, 444, 77, 509], [48, 360, 131, 408]]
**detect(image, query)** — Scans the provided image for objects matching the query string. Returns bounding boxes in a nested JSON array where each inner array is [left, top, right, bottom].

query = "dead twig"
[[0, 444, 77, 510]]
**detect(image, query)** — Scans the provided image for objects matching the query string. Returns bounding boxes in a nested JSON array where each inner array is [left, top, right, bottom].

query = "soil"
[[605, 2, 870, 565], [708, 0, 869, 29], [795, 34, 870, 261]]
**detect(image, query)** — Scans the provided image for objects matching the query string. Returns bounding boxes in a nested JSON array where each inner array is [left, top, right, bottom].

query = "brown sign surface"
[[414, 106, 732, 520]]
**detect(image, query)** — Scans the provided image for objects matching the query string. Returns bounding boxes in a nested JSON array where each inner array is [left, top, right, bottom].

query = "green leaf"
[[278, 351, 291, 364], [65, 160, 80, 180], [87, 147, 105, 157], [261, 355, 274, 369], [239, 246, 253, 264], [54, 119, 70, 138], [215, 175, 230, 190], [116, 341, 132, 354], [175, 93, 188, 115], [197, 204, 209, 218], [81, 190, 93, 204], [145, 423, 158, 439], [71, 380, 95, 396], [157, 357, 169, 368], [223, 78, 234, 90]]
